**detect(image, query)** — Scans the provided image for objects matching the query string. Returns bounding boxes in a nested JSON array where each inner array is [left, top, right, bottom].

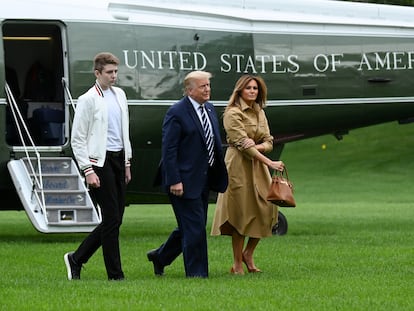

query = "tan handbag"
[[266, 168, 296, 207]]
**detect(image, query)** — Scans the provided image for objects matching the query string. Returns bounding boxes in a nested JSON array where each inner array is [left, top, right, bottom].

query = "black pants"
[[73, 151, 126, 279]]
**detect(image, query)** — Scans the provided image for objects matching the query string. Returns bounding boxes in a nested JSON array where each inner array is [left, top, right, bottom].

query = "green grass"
[[1, 121, 414, 310]]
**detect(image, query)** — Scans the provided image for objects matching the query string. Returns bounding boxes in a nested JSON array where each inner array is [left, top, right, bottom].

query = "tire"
[[272, 211, 288, 236]]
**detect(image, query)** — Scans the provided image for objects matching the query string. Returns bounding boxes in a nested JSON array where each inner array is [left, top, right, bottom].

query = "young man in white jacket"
[[64, 52, 132, 281]]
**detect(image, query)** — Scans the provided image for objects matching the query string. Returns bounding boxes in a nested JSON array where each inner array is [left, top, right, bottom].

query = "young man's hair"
[[94, 52, 120, 72]]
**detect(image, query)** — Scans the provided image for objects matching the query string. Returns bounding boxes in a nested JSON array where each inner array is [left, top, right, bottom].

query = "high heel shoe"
[[242, 256, 262, 273], [230, 266, 244, 275]]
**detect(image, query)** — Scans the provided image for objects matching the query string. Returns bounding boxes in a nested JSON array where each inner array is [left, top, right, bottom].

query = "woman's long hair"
[[226, 75, 268, 111]]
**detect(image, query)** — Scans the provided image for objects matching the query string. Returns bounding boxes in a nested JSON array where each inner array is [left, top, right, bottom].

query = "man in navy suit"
[[148, 71, 228, 278]]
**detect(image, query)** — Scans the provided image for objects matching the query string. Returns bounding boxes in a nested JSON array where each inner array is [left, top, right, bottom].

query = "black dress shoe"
[[109, 273, 125, 281], [147, 249, 164, 276]]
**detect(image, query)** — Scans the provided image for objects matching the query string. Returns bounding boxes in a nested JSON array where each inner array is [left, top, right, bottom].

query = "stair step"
[[46, 207, 96, 223], [31, 174, 80, 190], [23, 158, 73, 174], [45, 205, 95, 210], [40, 190, 88, 206]]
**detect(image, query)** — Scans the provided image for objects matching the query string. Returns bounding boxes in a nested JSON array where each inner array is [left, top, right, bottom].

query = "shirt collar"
[[240, 98, 259, 112], [188, 96, 205, 110], [95, 80, 114, 97]]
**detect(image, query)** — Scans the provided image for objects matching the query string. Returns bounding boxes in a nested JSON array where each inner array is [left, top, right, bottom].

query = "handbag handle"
[[272, 168, 290, 181]]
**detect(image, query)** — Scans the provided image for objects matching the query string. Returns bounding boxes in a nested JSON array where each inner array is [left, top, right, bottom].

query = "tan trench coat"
[[211, 100, 278, 238]]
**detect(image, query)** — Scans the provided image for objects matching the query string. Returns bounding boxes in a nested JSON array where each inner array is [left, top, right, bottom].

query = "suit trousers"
[[157, 184, 210, 277], [73, 151, 126, 279]]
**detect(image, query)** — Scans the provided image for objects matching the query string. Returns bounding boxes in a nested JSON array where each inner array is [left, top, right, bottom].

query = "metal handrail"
[[5, 83, 47, 220], [62, 78, 76, 112]]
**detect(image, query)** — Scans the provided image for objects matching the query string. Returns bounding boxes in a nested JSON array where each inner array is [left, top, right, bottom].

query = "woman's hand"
[[268, 160, 284, 171]]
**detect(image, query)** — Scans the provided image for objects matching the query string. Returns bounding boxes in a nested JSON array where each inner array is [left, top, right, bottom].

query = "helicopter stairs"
[[8, 157, 101, 233]]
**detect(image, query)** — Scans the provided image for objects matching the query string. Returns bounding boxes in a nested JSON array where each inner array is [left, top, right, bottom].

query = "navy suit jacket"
[[160, 96, 228, 199]]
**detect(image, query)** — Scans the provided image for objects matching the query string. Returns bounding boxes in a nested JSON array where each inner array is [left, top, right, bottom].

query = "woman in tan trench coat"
[[211, 75, 284, 275]]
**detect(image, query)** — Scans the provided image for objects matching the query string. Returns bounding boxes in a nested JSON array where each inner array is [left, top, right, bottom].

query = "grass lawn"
[[0, 121, 414, 310]]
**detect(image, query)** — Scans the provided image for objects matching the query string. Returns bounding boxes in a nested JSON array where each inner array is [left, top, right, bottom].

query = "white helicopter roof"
[[2, 0, 414, 34]]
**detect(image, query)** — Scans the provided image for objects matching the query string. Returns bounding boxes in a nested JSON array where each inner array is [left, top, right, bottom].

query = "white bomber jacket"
[[71, 81, 132, 176]]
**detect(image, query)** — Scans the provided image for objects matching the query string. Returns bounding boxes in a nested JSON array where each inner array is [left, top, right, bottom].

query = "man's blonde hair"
[[183, 71, 212, 92]]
